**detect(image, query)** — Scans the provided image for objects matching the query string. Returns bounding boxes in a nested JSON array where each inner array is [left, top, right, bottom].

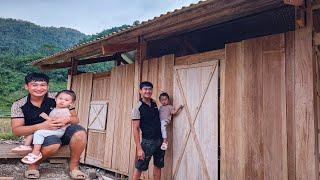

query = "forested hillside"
[[0, 18, 128, 116]]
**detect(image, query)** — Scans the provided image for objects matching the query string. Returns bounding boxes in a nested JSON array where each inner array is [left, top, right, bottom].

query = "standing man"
[[131, 81, 165, 180], [11, 72, 87, 179]]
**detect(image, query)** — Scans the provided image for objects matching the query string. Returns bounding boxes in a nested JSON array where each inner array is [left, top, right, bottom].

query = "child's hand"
[[39, 112, 49, 120]]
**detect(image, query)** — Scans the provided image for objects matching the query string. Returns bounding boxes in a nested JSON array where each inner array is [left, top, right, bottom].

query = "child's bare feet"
[[161, 139, 168, 150]]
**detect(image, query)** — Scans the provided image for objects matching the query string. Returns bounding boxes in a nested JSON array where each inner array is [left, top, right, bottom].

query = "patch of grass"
[[0, 117, 11, 133], [0, 132, 19, 140]]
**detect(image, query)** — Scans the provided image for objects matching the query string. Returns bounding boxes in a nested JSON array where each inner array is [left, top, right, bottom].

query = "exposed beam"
[[102, 42, 139, 55], [40, 55, 116, 70]]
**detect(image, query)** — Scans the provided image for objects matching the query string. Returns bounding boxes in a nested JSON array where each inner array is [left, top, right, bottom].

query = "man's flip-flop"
[[24, 169, 40, 179], [69, 169, 87, 179], [21, 153, 42, 164], [11, 145, 32, 154]]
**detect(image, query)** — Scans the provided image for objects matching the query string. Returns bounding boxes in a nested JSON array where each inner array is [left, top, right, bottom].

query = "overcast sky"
[[0, 0, 200, 35]]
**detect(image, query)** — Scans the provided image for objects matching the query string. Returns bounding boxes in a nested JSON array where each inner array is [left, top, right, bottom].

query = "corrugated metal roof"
[[33, 0, 208, 65]]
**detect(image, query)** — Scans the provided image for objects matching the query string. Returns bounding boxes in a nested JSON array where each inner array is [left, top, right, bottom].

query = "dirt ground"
[[0, 159, 124, 180], [0, 126, 127, 180]]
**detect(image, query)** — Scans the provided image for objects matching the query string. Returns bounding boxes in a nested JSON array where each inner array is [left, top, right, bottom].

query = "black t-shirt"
[[132, 99, 162, 140], [11, 93, 56, 126]]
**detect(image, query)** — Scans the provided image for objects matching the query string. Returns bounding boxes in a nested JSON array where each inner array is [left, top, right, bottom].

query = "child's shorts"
[[135, 138, 165, 171]]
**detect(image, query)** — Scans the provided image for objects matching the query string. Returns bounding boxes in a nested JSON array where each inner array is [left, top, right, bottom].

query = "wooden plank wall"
[[71, 73, 93, 130], [139, 54, 174, 180], [71, 73, 93, 162], [91, 72, 111, 101], [221, 29, 319, 179], [86, 130, 107, 167], [221, 34, 288, 179], [85, 73, 110, 168], [104, 64, 135, 175]]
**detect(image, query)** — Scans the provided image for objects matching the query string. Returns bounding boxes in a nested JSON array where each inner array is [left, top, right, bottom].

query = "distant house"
[[33, 0, 320, 179]]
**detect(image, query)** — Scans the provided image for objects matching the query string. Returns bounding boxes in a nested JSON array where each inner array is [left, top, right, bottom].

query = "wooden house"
[[33, 0, 320, 179]]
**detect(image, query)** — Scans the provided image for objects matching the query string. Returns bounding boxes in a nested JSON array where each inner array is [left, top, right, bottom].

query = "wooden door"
[[172, 61, 219, 180]]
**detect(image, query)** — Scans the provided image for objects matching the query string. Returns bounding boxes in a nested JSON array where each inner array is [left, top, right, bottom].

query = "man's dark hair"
[[56, 90, 76, 101], [25, 72, 49, 84], [139, 81, 153, 89], [159, 92, 170, 100]]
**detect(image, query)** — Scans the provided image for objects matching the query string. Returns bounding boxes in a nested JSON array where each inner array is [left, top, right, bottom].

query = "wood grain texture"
[[102, 64, 135, 175], [71, 73, 93, 163], [91, 75, 110, 101], [0, 144, 70, 159], [222, 34, 287, 180], [111, 64, 135, 174], [173, 58, 219, 179], [285, 31, 296, 180], [85, 130, 106, 167], [294, 27, 318, 180]]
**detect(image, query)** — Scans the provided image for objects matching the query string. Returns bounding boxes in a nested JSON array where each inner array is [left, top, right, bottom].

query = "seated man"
[[11, 72, 87, 179]]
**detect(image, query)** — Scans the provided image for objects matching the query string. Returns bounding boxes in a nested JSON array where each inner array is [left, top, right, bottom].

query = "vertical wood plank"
[[294, 27, 318, 180], [285, 31, 296, 180], [222, 42, 245, 180], [104, 67, 118, 168], [242, 38, 264, 180], [77, 73, 93, 130], [219, 57, 226, 180], [261, 35, 287, 180]]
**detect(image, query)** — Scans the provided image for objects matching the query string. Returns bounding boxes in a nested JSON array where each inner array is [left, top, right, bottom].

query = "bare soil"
[[0, 159, 123, 180]]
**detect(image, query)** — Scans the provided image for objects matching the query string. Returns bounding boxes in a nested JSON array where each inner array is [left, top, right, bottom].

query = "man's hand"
[[39, 119, 62, 130], [51, 117, 71, 127], [137, 148, 145, 160]]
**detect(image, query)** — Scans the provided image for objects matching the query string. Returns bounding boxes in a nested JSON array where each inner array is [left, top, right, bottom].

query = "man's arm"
[[12, 118, 40, 136], [11, 118, 59, 136], [132, 120, 144, 160], [11, 101, 58, 136]]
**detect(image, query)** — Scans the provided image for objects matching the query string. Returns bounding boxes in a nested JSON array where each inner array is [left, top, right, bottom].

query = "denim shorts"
[[135, 138, 165, 171], [42, 124, 86, 147]]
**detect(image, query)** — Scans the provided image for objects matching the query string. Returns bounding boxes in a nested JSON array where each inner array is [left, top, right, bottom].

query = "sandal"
[[24, 169, 40, 179], [21, 153, 42, 164], [69, 169, 87, 179], [11, 145, 32, 154], [161, 142, 168, 150]]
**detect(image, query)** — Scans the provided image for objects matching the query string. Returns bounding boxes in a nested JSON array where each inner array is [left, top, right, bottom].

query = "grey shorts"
[[135, 138, 165, 171], [42, 124, 86, 147]]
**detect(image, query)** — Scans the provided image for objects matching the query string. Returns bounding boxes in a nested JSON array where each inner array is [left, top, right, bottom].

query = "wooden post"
[[68, 58, 78, 90], [128, 37, 146, 178]]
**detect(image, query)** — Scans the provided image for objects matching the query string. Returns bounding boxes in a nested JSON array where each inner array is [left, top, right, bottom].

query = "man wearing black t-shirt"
[[131, 81, 165, 180], [11, 73, 87, 179]]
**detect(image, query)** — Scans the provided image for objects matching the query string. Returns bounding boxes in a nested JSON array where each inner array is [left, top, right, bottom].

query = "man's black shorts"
[[135, 138, 165, 171], [42, 124, 86, 147]]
